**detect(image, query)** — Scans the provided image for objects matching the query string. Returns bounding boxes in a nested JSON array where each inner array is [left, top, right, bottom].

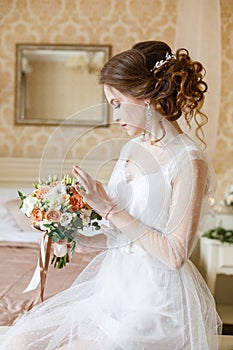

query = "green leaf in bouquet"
[[92, 221, 101, 230], [47, 231, 62, 243], [64, 230, 75, 242], [18, 190, 26, 200], [17, 190, 26, 208], [90, 211, 102, 221], [96, 212, 102, 220], [54, 228, 66, 240], [73, 216, 83, 228], [61, 202, 71, 211], [51, 236, 61, 243], [70, 240, 77, 256]]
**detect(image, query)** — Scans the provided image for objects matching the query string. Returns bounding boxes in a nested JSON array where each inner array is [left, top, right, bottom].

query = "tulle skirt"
[[1, 244, 222, 350]]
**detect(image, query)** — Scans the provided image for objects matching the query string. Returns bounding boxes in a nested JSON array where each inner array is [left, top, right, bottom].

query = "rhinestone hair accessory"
[[150, 52, 176, 72]]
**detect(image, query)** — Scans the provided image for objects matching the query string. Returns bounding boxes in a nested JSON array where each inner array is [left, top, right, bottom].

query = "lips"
[[121, 124, 127, 127]]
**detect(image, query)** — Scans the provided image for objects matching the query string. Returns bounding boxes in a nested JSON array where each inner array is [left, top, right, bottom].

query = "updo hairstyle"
[[99, 41, 208, 146]]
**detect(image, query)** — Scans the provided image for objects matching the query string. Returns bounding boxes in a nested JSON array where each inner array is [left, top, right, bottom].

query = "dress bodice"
[[106, 133, 214, 249]]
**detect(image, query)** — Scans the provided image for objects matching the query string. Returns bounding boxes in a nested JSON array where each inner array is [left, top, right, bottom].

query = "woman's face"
[[104, 85, 147, 137]]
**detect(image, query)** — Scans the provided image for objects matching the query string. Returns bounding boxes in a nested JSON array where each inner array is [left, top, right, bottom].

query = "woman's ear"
[[144, 99, 151, 106]]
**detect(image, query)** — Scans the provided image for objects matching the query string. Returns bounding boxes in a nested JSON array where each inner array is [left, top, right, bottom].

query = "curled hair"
[[99, 41, 208, 147]]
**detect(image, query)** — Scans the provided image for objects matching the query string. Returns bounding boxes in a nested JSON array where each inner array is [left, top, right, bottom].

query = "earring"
[[142, 102, 152, 141]]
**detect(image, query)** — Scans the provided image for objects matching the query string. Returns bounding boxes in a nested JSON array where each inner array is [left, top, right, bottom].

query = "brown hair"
[[99, 41, 208, 146]]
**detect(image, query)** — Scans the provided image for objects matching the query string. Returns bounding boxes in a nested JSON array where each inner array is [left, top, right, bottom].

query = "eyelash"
[[114, 103, 121, 109]]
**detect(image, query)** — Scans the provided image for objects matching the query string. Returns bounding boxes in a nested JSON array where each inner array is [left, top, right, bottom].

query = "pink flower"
[[45, 209, 61, 222]]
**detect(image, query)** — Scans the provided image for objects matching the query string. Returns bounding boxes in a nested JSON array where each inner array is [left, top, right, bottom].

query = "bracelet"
[[105, 204, 117, 221]]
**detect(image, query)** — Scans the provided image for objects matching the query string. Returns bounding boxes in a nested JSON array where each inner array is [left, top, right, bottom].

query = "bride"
[[1, 41, 221, 349]]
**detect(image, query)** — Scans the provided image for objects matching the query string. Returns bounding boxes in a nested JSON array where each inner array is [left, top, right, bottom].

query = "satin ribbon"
[[23, 232, 52, 302]]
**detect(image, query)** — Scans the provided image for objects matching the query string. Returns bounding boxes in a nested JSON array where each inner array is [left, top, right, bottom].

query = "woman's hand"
[[72, 165, 114, 218]]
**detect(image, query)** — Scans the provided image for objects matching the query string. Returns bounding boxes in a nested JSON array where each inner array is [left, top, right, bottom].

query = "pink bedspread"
[[0, 241, 99, 325]]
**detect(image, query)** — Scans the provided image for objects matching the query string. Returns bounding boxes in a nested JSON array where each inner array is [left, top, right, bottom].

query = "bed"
[[0, 188, 101, 326], [1, 189, 233, 349]]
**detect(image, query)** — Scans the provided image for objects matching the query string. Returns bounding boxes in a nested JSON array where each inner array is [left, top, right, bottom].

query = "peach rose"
[[34, 186, 50, 199], [69, 191, 86, 211], [30, 207, 44, 223], [45, 209, 61, 222]]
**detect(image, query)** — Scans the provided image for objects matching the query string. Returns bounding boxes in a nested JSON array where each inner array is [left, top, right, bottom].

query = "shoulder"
[[165, 134, 208, 179], [168, 134, 206, 163]]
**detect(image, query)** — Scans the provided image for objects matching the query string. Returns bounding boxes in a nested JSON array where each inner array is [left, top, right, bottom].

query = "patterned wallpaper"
[[212, 0, 233, 200], [0, 0, 232, 199], [0, 0, 176, 159]]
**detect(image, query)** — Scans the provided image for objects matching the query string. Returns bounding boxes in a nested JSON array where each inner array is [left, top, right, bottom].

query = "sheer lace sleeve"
[[109, 150, 210, 269]]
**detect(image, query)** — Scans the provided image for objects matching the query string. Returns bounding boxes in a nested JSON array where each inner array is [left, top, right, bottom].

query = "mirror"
[[15, 44, 111, 126]]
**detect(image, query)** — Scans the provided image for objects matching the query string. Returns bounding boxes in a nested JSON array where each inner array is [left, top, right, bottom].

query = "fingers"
[[72, 165, 91, 181], [72, 165, 89, 190], [72, 166, 108, 204], [72, 165, 100, 197]]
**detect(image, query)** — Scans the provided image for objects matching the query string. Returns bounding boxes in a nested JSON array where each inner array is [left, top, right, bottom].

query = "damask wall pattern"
[[0, 0, 233, 198], [212, 0, 233, 200], [0, 0, 176, 160]]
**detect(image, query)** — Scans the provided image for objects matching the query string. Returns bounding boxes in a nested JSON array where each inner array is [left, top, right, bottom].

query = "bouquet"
[[224, 185, 233, 208], [18, 175, 102, 269]]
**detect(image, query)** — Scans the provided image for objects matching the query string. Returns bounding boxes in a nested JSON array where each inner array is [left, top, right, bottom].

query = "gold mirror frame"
[[15, 44, 111, 126]]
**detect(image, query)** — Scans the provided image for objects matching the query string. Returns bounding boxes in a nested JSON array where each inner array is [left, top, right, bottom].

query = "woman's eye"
[[114, 103, 121, 110]]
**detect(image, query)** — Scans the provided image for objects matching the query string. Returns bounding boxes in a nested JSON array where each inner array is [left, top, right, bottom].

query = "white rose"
[[39, 219, 51, 231], [80, 209, 92, 226], [60, 212, 73, 226], [44, 183, 66, 210], [21, 196, 39, 217]]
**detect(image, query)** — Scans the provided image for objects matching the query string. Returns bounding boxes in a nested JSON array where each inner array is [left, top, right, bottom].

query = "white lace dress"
[[1, 134, 222, 350]]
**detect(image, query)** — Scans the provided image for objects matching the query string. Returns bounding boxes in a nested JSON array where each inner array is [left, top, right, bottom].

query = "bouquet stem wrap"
[[53, 242, 67, 257], [51, 241, 70, 269]]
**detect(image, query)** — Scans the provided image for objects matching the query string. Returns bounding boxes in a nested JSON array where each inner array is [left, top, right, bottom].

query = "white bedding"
[[0, 188, 42, 243]]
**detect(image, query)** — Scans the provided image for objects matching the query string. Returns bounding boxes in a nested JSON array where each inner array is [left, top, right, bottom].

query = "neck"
[[171, 120, 183, 134], [150, 114, 183, 141]]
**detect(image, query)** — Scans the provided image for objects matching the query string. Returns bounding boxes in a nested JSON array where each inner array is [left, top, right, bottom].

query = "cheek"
[[123, 105, 146, 127]]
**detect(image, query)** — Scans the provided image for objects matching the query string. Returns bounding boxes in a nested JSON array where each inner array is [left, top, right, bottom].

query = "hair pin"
[[150, 52, 176, 72]]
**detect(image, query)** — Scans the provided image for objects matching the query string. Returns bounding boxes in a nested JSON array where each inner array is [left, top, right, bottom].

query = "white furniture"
[[200, 209, 233, 295], [200, 237, 233, 294]]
